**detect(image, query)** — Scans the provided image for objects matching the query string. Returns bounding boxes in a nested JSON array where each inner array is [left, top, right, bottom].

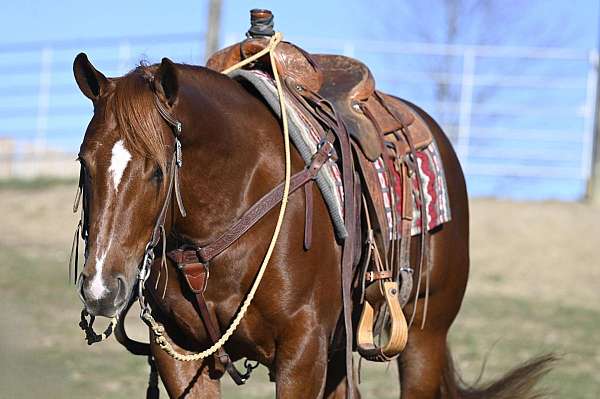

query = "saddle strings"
[[403, 138, 431, 330]]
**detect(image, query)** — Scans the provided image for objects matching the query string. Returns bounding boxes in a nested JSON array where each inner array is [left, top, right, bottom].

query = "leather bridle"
[[72, 94, 187, 346], [136, 96, 186, 303]]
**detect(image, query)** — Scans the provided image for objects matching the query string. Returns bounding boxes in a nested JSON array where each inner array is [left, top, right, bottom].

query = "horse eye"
[[152, 167, 163, 182]]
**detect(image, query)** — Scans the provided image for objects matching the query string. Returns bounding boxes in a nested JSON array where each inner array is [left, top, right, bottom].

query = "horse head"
[[73, 53, 180, 317]]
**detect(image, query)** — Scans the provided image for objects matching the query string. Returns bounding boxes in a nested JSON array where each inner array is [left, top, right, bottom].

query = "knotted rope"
[[79, 309, 118, 345]]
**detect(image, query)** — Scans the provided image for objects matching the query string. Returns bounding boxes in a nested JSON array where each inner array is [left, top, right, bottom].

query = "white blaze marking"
[[89, 252, 108, 299], [108, 140, 131, 192]]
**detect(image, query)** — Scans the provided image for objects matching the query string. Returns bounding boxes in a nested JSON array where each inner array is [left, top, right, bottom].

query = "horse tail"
[[441, 348, 556, 399]]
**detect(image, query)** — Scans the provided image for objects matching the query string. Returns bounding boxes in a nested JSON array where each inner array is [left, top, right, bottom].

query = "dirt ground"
[[0, 182, 598, 398]]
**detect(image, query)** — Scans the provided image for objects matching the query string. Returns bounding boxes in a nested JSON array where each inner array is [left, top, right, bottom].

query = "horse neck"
[[172, 69, 285, 246]]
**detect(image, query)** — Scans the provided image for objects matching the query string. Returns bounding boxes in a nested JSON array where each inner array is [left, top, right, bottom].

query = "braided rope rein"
[[142, 32, 292, 361]]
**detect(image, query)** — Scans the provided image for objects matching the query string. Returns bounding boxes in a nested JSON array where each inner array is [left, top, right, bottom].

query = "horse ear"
[[154, 57, 179, 107], [73, 53, 109, 101]]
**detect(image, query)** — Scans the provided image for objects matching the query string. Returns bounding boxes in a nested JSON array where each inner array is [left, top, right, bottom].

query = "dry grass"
[[0, 184, 598, 398], [468, 199, 600, 310]]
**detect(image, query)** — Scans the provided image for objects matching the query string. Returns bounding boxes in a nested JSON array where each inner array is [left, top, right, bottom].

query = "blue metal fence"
[[0, 33, 596, 200]]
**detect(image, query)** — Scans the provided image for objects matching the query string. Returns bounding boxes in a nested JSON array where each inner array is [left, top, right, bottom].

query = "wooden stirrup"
[[356, 281, 408, 362]]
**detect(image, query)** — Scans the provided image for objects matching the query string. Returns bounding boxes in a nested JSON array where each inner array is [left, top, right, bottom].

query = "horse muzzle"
[[77, 273, 130, 317]]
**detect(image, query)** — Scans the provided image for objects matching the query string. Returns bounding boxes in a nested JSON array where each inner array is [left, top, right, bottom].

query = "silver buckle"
[[175, 138, 183, 167], [317, 139, 335, 160]]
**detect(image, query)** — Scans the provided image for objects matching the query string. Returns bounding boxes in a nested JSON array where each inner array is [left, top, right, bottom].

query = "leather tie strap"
[[324, 114, 357, 398], [196, 140, 334, 263], [376, 96, 432, 328], [294, 85, 357, 397], [304, 180, 314, 250]]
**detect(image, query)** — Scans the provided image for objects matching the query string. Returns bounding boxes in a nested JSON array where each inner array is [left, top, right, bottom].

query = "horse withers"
[[73, 44, 553, 397]]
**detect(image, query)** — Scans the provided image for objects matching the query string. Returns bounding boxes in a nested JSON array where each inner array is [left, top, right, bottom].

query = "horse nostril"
[[114, 275, 129, 307]]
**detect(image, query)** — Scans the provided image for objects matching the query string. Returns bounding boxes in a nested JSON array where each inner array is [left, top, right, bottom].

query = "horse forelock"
[[106, 64, 169, 172]]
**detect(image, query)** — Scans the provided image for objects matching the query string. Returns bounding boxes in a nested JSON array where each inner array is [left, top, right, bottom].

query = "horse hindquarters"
[[397, 102, 554, 399], [390, 101, 470, 399]]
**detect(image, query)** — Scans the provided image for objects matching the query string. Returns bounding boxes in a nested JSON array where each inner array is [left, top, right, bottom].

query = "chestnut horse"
[[73, 53, 552, 398]]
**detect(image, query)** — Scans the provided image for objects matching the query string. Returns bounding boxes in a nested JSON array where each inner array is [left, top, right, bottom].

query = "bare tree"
[[374, 0, 577, 140]]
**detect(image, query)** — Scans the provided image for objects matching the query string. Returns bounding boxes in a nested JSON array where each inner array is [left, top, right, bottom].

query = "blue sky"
[[2, 1, 598, 48], [1, 1, 599, 199]]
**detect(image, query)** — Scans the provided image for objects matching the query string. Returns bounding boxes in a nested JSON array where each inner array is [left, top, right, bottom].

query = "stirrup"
[[356, 281, 408, 362]]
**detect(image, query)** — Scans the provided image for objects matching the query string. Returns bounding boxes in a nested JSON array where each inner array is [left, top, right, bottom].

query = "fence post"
[[204, 0, 222, 62], [457, 48, 475, 167]]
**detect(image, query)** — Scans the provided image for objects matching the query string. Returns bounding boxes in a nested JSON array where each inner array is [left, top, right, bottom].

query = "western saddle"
[[205, 8, 434, 369], [207, 23, 431, 163]]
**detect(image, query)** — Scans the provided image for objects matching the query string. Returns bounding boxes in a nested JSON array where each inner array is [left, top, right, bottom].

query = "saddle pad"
[[229, 69, 348, 239], [375, 140, 452, 240]]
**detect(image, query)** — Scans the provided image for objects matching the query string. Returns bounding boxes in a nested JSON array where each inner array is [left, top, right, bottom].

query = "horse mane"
[[107, 63, 169, 171]]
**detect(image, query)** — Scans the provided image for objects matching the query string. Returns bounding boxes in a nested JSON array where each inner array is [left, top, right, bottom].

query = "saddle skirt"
[[231, 69, 451, 241]]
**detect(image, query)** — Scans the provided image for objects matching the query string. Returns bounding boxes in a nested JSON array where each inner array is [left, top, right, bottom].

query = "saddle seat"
[[313, 54, 374, 105], [314, 54, 421, 160]]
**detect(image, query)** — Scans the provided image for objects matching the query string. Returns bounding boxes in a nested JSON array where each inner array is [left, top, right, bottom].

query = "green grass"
[[1, 189, 598, 398], [1, 242, 598, 398], [0, 245, 152, 398], [450, 293, 600, 399], [0, 177, 77, 190]]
